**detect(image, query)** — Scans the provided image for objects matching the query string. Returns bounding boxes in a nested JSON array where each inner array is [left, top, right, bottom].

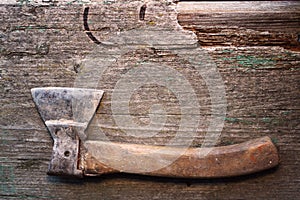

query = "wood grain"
[[0, 1, 299, 199], [177, 1, 300, 50]]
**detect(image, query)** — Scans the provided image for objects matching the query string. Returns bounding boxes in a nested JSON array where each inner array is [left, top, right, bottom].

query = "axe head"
[[31, 87, 104, 131], [31, 87, 104, 177]]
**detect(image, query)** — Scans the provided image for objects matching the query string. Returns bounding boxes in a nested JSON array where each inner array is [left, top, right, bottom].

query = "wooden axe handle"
[[83, 136, 279, 178]]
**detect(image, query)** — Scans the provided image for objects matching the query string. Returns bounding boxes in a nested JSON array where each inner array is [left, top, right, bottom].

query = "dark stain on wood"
[[139, 4, 147, 21], [83, 7, 102, 45]]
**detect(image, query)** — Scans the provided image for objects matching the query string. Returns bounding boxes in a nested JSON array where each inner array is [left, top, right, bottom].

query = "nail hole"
[[54, 128, 60, 135], [64, 151, 70, 157], [139, 4, 147, 20], [74, 63, 80, 73]]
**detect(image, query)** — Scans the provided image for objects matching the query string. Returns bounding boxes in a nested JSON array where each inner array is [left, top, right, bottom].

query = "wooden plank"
[[177, 1, 300, 50], [0, 1, 299, 199]]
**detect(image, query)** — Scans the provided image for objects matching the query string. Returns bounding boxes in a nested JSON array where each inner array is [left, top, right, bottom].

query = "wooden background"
[[1, 1, 299, 199]]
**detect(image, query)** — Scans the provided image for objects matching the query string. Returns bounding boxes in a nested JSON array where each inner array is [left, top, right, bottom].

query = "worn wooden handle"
[[84, 136, 279, 178]]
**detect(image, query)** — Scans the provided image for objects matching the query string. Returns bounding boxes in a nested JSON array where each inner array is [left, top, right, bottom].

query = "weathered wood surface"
[[0, 1, 299, 199], [178, 1, 300, 50]]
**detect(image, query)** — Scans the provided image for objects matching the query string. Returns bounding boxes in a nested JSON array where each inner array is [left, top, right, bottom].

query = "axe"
[[31, 87, 279, 178]]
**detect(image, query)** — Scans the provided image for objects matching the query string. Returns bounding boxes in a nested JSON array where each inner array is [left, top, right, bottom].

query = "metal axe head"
[[31, 87, 104, 132], [31, 87, 104, 177]]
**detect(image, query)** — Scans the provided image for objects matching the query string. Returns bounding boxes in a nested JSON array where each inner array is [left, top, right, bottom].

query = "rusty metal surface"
[[31, 87, 104, 176], [31, 87, 104, 127], [46, 125, 82, 177]]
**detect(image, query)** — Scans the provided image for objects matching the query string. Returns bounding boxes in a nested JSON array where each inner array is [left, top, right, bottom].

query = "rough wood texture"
[[177, 1, 300, 50], [0, 1, 299, 199], [84, 136, 279, 178]]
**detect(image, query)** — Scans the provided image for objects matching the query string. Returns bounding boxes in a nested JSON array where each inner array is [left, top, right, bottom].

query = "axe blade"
[[31, 87, 104, 177], [31, 87, 104, 130]]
